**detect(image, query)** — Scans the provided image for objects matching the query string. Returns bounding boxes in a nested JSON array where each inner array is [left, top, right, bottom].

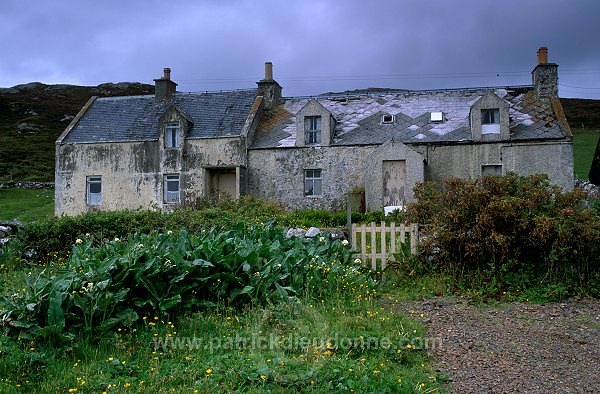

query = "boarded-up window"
[[482, 164, 502, 176]]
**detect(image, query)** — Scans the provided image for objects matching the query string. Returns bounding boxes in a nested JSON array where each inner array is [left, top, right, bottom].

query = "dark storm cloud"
[[1, 0, 599, 98]]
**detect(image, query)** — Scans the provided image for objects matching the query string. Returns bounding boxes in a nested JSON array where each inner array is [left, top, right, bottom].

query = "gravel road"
[[392, 297, 600, 393]]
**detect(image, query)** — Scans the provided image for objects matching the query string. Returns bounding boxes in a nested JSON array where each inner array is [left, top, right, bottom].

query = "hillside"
[[0, 82, 153, 182], [560, 98, 600, 130], [0, 83, 598, 183]]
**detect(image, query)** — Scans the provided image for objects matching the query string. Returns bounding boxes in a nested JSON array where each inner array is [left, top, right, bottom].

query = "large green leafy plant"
[[2, 221, 376, 342]]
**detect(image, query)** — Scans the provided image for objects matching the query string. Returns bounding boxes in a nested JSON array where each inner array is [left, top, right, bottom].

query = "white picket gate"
[[350, 222, 419, 271]]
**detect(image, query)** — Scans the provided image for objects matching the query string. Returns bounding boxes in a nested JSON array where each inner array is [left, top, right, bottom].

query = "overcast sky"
[[2, 0, 600, 99]]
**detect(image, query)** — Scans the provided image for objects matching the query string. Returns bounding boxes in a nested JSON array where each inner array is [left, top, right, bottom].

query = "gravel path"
[[392, 297, 600, 393]]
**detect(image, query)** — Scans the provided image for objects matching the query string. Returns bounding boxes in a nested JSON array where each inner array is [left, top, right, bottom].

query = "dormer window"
[[481, 109, 500, 134], [304, 116, 321, 144], [165, 122, 180, 148], [382, 114, 394, 124]]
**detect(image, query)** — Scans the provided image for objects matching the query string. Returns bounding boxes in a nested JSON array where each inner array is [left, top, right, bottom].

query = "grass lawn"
[[0, 187, 54, 223], [572, 128, 600, 180]]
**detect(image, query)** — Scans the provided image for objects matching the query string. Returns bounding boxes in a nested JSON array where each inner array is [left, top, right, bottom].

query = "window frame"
[[86, 176, 102, 206], [481, 108, 500, 134], [304, 116, 321, 145], [304, 169, 322, 197], [481, 164, 503, 177], [165, 122, 181, 148], [382, 114, 394, 124], [163, 174, 180, 203]]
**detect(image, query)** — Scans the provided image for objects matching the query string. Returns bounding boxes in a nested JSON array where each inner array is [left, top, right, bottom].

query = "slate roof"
[[61, 89, 258, 144], [250, 86, 568, 149]]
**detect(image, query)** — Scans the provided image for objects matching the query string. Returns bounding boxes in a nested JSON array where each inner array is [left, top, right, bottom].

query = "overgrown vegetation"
[[405, 172, 600, 299], [0, 212, 440, 392]]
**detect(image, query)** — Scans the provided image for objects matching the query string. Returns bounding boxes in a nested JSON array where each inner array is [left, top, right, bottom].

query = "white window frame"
[[304, 169, 322, 196], [163, 174, 180, 203], [481, 109, 500, 134], [430, 112, 444, 122], [304, 116, 321, 144], [165, 122, 181, 148], [382, 114, 394, 124], [86, 176, 102, 206]]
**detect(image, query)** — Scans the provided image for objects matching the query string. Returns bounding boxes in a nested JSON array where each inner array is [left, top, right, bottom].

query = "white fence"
[[350, 222, 419, 271]]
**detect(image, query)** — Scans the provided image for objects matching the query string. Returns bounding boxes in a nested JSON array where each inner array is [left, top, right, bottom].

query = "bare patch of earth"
[[391, 297, 600, 393]]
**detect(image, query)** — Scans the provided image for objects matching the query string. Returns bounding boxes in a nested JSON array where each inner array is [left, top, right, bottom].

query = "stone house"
[[55, 47, 573, 215]]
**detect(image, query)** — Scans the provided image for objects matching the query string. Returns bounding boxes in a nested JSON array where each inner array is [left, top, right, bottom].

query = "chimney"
[[154, 67, 178, 101], [257, 61, 282, 110], [532, 46, 558, 98], [264, 62, 273, 80], [537, 47, 548, 65]]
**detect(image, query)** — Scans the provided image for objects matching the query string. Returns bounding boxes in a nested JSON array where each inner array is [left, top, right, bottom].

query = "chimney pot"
[[537, 47, 548, 65], [264, 62, 273, 80], [163, 67, 171, 80]]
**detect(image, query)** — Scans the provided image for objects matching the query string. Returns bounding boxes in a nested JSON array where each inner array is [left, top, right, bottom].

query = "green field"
[[572, 128, 600, 180], [0, 187, 54, 223]]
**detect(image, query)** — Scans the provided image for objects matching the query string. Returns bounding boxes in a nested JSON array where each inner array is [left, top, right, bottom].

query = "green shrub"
[[18, 196, 287, 263], [407, 172, 600, 293]]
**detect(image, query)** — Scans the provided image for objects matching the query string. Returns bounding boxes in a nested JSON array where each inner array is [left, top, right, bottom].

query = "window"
[[382, 114, 394, 124], [430, 112, 444, 122], [481, 109, 500, 134], [165, 122, 180, 148], [164, 174, 180, 203], [86, 176, 102, 205], [482, 165, 502, 176], [304, 116, 321, 144], [304, 169, 322, 196]]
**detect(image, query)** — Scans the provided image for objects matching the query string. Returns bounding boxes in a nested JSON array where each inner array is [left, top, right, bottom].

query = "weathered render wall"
[[55, 137, 248, 216], [55, 141, 161, 216], [364, 140, 425, 211], [247, 145, 377, 210], [418, 140, 574, 191], [502, 141, 574, 191], [183, 137, 247, 201]]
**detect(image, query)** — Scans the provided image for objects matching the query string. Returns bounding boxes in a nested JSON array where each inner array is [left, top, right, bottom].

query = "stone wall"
[[0, 181, 54, 189]]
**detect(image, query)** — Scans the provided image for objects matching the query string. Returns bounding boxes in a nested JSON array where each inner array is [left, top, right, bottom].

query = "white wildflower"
[[319, 237, 325, 242], [354, 258, 362, 264], [75, 239, 83, 244], [342, 240, 349, 246], [114, 237, 120, 242], [167, 230, 173, 236], [137, 243, 144, 249]]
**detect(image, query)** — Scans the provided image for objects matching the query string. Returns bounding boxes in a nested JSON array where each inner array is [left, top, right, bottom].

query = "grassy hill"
[[0, 82, 153, 182], [0, 84, 598, 183]]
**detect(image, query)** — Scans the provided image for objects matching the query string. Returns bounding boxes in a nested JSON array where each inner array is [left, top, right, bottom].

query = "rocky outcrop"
[[0, 220, 23, 246]]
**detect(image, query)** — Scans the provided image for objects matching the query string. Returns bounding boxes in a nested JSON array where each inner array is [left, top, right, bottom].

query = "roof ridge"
[[284, 85, 533, 100]]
